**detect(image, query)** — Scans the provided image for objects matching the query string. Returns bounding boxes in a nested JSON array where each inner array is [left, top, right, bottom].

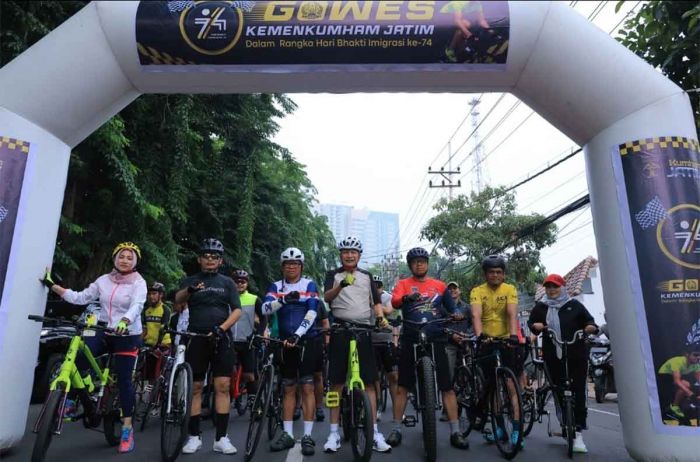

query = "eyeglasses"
[[200, 253, 222, 260], [235, 279, 248, 284]]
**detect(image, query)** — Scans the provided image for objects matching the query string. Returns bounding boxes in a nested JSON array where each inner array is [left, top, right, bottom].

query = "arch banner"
[[135, 0, 509, 68], [613, 136, 700, 433]]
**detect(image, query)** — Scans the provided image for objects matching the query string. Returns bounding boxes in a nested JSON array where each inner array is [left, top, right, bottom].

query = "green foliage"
[[421, 186, 556, 294], [616, 0, 700, 126], [1, 1, 336, 294]]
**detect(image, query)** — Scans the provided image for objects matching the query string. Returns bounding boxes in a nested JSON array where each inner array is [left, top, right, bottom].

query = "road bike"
[[133, 345, 171, 432], [28, 315, 127, 462]]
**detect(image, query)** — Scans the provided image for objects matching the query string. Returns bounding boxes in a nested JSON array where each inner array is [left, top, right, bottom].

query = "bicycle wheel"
[[161, 363, 193, 462], [267, 375, 282, 441], [418, 356, 437, 462], [521, 389, 536, 437], [350, 388, 373, 462], [340, 389, 352, 442], [490, 367, 523, 460], [31, 387, 64, 462], [245, 365, 273, 462], [565, 398, 575, 459], [103, 383, 122, 447]]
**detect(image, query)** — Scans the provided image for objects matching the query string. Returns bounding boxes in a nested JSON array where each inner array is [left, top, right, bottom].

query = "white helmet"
[[338, 236, 363, 254], [280, 247, 305, 263]]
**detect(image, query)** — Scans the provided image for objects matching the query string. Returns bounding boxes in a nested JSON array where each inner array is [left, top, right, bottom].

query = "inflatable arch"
[[0, 1, 697, 459]]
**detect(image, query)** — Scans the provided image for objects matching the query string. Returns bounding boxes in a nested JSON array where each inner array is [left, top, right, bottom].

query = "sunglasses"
[[200, 253, 222, 260], [235, 279, 248, 284]]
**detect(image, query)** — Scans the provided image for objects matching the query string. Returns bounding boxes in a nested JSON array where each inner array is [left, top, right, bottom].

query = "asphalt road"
[[4, 392, 631, 462]]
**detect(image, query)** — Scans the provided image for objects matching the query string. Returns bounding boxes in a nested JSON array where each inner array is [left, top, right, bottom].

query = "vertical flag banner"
[[613, 136, 700, 432], [0, 136, 30, 304], [136, 1, 510, 69]]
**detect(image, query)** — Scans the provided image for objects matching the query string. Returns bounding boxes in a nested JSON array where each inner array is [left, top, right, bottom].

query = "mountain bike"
[[28, 315, 126, 462], [324, 320, 380, 462]]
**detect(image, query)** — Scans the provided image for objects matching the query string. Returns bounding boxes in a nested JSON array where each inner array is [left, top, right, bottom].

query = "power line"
[[503, 148, 583, 194], [519, 170, 586, 211], [608, 0, 642, 34]]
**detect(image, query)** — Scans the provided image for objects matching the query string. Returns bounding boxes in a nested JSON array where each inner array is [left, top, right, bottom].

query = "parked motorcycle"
[[589, 336, 615, 403]]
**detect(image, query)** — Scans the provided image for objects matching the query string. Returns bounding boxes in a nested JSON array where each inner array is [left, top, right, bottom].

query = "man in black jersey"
[[175, 238, 242, 455]]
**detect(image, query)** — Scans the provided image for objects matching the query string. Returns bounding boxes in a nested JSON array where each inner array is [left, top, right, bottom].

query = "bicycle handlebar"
[[164, 328, 213, 339], [28, 314, 116, 334], [544, 329, 585, 346]]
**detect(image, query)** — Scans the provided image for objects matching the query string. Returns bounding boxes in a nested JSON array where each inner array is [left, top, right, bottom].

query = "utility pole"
[[428, 141, 461, 199]]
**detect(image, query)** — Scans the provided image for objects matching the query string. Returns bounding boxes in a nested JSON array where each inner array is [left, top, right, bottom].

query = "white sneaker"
[[324, 432, 341, 452], [182, 435, 202, 454], [572, 432, 588, 453], [373, 432, 392, 453], [213, 435, 237, 455]]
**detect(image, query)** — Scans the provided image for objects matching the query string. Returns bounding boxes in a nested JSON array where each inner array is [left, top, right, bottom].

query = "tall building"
[[319, 204, 399, 266]]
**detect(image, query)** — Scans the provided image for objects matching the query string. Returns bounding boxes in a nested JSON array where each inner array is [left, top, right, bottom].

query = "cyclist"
[[261, 247, 322, 456], [176, 238, 242, 455], [470, 255, 521, 445], [528, 273, 598, 453], [141, 282, 172, 410], [231, 269, 264, 408], [441, 281, 472, 422], [323, 236, 391, 454], [386, 247, 469, 450], [656, 326, 700, 424], [41, 241, 147, 453], [371, 274, 399, 422]]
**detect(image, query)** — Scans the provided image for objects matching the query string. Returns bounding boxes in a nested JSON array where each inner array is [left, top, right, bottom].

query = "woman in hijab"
[[41, 242, 147, 454], [528, 274, 598, 454]]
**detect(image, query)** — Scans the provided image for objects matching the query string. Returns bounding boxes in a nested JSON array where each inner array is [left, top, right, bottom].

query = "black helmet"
[[406, 247, 430, 264], [149, 282, 165, 293], [200, 238, 224, 255], [481, 254, 506, 272]]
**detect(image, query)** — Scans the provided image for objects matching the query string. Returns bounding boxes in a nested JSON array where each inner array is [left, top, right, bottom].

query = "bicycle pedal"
[[325, 391, 340, 408], [403, 415, 417, 427]]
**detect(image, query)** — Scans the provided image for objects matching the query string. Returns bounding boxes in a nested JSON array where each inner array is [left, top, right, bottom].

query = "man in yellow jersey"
[[470, 255, 521, 447]]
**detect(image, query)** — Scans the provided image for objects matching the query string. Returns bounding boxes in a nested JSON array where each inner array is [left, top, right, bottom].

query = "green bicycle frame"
[[346, 337, 364, 391], [50, 332, 111, 394]]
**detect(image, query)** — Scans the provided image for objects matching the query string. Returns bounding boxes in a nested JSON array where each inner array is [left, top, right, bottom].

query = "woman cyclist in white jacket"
[[42, 242, 147, 454]]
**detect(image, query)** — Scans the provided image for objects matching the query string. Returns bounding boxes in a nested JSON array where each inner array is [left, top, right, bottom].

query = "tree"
[[421, 186, 556, 294], [616, 1, 700, 126]]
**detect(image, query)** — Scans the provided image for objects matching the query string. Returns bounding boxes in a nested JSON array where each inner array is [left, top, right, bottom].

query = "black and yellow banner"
[[136, 1, 509, 68]]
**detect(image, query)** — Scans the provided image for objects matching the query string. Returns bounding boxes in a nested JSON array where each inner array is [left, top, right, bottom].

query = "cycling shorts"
[[280, 336, 323, 383], [233, 341, 256, 375], [185, 336, 235, 381], [373, 342, 398, 374]]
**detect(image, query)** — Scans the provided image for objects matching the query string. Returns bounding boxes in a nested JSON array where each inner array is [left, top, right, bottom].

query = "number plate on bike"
[[83, 329, 96, 337], [564, 390, 572, 397]]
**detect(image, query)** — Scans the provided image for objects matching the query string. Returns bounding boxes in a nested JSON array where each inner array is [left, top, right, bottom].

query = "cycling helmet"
[[481, 254, 506, 272], [373, 275, 383, 284], [200, 238, 224, 255], [149, 282, 165, 293], [281, 247, 305, 263], [406, 247, 430, 264], [112, 242, 142, 260], [338, 236, 363, 254], [233, 269, 249, 280]]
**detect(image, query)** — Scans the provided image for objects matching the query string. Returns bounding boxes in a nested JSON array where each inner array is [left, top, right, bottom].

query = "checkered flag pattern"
[[232, 1, 257, 12], [688, 319, 700, 345], [0, 205, 8, 224], [634, 196, 668, 230], [167, 1, 195, 13]]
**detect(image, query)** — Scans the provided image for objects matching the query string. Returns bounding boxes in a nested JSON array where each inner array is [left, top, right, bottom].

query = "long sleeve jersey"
[[391, 276, 459, 341], [261, 277, 320, 339]]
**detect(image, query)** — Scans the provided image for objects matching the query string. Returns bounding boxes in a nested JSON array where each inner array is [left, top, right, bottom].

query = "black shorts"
[[233, 342, 256, 374], [185, 336, 235, 381], [280, 336, 324, 384], [328, 330, 377, 385], [398, 339, 453, 392], [373, 342, 398, 374]]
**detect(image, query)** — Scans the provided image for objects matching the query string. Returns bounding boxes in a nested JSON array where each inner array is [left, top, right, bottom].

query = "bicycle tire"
[[103, 383, 122, 447], [267, 374, 282, 441], [350, 388, 373, 462], [565, 398, 575, 459], [160, 362, 193, 462], [454, 365, 474, 435], [490, 367, 523, 460], [418, 355, 437, 462], [31, 387, 64, 462], [245, 365, 273, 462], [379, 371, 388, 413], [521, 389, 536, 437]]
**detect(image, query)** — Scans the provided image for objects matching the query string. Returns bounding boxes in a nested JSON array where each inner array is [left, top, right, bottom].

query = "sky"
[[271, 1, 643, 276]]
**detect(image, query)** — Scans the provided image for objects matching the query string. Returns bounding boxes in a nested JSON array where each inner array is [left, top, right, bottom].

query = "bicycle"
[[324, 320, 381, 462], [28, 315, 127, 462], [244, 335, 288, 462], [231, 360, 248, 416], [133, 344, 171, 432], [521, 337, 550, 438]]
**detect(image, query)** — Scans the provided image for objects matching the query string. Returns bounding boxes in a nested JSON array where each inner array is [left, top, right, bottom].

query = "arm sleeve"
[[391, 280, 406, 308], [123, 279, 147, 324], [261, 283, 283, 315], [367, 271, 381, 305], [294, 281, 319, 337], [62, 281, 100, 306]]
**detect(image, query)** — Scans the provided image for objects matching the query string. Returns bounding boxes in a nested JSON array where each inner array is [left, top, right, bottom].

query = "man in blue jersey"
[[262, 247, 322, 456]]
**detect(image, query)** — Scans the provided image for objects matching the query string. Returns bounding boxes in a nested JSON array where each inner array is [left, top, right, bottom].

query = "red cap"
[[543, 274, 566, 287]]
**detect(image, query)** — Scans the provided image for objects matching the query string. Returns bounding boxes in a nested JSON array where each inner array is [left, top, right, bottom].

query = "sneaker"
[[572, 432, 588, 453], [301, 435, 316, 456], [444, 47, 457, 63], [386, 429, 402, 447], [450, 432, 469, 450], [118, 427, 134, 453], [373, 432, 392, 453], [669, 404, 686, 419], [271, 432, 295, 452], [182, 435, 202, 454], [323, 432, 341, 453], [315, 407, 325, 422], [510, 430, 521, 447], [213, 435, 237, 454], [293, 407, 302, 421]]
